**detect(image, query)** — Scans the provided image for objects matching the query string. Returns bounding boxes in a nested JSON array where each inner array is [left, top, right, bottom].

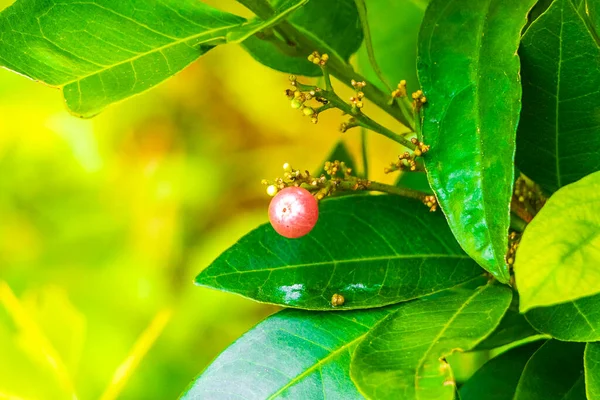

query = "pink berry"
[[268, 187, 319, 238]]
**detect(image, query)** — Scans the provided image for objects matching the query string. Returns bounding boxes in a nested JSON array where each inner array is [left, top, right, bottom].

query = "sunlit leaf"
[[196, 195, 484, 310], [350, 280, 512, 400], [417, 0, 537, 282], [181, 306, 403, 399], [516, 0, 600, 193], [516, 171, 600, 311], [0, 0, 305, 117], [514, 340, 586, 400]]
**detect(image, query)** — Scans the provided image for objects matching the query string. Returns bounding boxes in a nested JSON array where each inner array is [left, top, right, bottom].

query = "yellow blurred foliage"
[[0, 0, 410, 398]]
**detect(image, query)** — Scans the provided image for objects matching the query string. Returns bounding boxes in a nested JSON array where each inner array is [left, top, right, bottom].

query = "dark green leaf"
[[585, 342, 600, 399], [515, 171, 600, 311], [516, 0, 600, 193], [460, 341, 544, 400], [357, 0, 424, 93], [0, 0, 304, 117], [475, 306, 544, 350], [514, 340, 586, 400], [395, 171, 433, 194], [350, 280, 512, 400], [181, 307, 400, 399], [417, 0, 536, 283], [242, 0, 363, 76], [525, 292, 600, 342], [196, 195, 483, 310]]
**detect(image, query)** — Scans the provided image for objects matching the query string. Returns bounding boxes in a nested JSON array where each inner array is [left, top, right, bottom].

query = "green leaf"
[[242, 0, 363, 76], [0, 0, 304, 117], [475, 306, 543, 350], [181, 306, 399, 399], [525, 292, 600, 342], [417, 0, 537, 283], [357, 0, 424, 93], [516, 0, 600, 193], [515, 171, 600, 311], [586, 342, 600, 400], [196, 195, 484, 310], [514, 340, 586, 400], [350, 281, 512, 400], [460, 341, 544, 400]]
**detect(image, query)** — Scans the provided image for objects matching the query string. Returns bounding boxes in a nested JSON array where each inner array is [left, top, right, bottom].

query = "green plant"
[[2, 0, 600, 398]]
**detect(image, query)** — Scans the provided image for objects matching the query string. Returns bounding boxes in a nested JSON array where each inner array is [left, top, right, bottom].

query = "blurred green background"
[[0, 1, 413, 398]]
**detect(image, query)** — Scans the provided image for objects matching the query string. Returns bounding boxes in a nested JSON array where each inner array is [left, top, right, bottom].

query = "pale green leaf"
[[516, 171, 600, 311]]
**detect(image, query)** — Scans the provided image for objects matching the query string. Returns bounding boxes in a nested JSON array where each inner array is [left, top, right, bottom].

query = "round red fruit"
[[268, 187, 319, 238]]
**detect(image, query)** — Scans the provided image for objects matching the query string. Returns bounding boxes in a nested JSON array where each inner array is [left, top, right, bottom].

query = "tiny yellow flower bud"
[[283, 163, 292, 172], [291, 99, 302, 109], [267, 185, 278, 196], [302, 107, 315, 116]]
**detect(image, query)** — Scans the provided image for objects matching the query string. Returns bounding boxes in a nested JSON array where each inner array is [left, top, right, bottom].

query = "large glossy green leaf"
[[196, 195, 483, 310], [516, 0, 600, 193], [586, 342, 600, 400], [460, 341, 544, 400], [515, 171, 600, 311], [0, 0, 304, 117], [357, 0, 424, 93], [417, 0, 536, 283], [514, 340, 586, 400], [181, 307, 402, 399], [525, 292, 600, 342], [242, 0, 363, 76], [350, 281, 512, 400]]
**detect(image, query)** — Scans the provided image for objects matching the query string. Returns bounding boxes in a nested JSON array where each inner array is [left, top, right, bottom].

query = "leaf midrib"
[[266, 331, 367, 399], [208, 253, 471, 279]]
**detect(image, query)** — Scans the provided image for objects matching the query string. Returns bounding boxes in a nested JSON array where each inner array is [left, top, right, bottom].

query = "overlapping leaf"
[[350, 280, 512, 400], [460, 341, 544, 400], [525, 292, 600, 342], [242, 0, 363, 76], [514, 340, 586, 400], [181, 307, 399, 399], [197, 196, 483, 310], [417, 0, 537, 282], [516, 171, 600, 311], [516, 0, 600, 193], [0, 0, 305, 117]]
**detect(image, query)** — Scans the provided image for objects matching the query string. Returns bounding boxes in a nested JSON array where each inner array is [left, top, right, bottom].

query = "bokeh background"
[[0, 1, 421, 398]]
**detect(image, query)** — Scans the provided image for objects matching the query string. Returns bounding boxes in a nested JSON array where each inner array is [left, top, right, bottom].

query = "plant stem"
[[316, 88, 416, 150], [237, 0, 415, 129], [361, 128, 369, 178], [364, 180, 427, 200]]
